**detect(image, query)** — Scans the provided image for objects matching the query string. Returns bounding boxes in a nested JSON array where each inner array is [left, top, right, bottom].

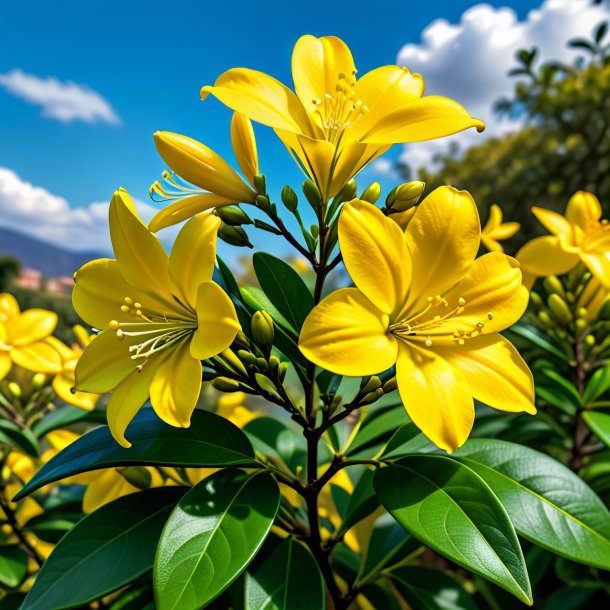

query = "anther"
[[458, 297, 466, 307], [70, 386, 77, 394], [425, 337, 433, 347], [116, 329, 125, 341], [487, 312, 494, 320], [121, 305, 130, 313], [124, 297, 133, 305], [109, 320, 120, 330]]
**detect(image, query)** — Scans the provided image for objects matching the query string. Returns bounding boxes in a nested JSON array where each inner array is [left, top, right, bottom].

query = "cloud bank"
[[0, 69, 120, 125]]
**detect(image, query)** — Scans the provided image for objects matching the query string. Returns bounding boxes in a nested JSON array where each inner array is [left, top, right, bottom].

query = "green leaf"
[[338, 468, 379, 535], [380, 422, 434, 460], [0, 420, 39, 457], [253, 252, 313, 331], [0, 594, 26, 610], [583, 365, 610, 405], [537, 369, 581, 407], [374, 455, 531, 603], [454, 439, 610, 570], [21, 487, 186, 610], [154, 469, 280, 610], [595, 21, 608, 44], [31, 406, 106, 439], [23, 501, 82, 543], [390, 566, 479, 610], [507, 324, 567, 362], [244, 538, 325, 610], [346, 403, 405, 457], [15, 409, 258, 500], [0, 545, 28, 589], [583, 410, 610, 449]]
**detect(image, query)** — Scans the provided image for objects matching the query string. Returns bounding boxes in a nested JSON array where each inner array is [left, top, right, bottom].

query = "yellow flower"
[[215, 391, 260, 428], [201, 35, 484, 200], [149, 112, 258, 231], [516, 192, 610, 288], [577, 276, 610, 321], [481, 204, 520, 253], [299, 187, 535, 452], [47, 326, 98, 411], [0, 294, 62, 379], [72, 188, 241, 447]]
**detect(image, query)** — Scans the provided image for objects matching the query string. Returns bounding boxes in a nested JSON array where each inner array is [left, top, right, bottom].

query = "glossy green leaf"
[[583, 366, 610, 405], [32, 406, 106, 439], [454, 439, 610, 570], [507, 324, 567, 362], [390, 566, 479, 610], [0, 420, 39, 457], [154, 469, 280, 610], [0, 545, 28, 589], [245, 538, 324, 610], [21, 487, 185, 610], [15, 409, 257, 500], [23, 501, 82, 543], [338, 468, 379, 535], [374, 455, 531, 603], [583, 410, 610, 449], [346, 403, 405, 457], [381, 422, 434, 460], [253, 252, 313, 331]]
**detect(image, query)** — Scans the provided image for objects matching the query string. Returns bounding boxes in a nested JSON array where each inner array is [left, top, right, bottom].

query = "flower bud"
[[253, 174, 267, 195], [547, 294, 572, 325], [281, 186, 299, 212], [269, 355, 281, 374], [278, 362, 289, 382], [360, 182, 381, 204], [538, 311, 554, 328], [386, 181, 425, 212], [211, 377, 242, 392], [117, 466, 152, 490], [216, 206, 253, 226], [543, 276, 565, 299], [231, 112, 258, 188], [255, 194, 271, 213], [32, 373, 47, 390], [585, 334, 595, 346], [7, 382, 21, 399], [302, 180, 322, 209], [220, 348, 248, 377], [529, 292, 544, 307], [360, 376, 382, 394], [382, 377, 398, 393], [251, 310, 275, 348], [218, 223, 253, 248], [360, 388, 383, 406], [335, 180, 357, 204], [575, 318, 587, 333], [237, 349, 257, 367]]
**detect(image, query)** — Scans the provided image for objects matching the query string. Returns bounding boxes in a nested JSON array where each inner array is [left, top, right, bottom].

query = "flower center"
[[109, 296, 197, 370], [389, 295, 493, 347], [309, 71, 368, 144]]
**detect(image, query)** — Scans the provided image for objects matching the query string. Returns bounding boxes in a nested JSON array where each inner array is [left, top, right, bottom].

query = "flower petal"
[[0, 352, 11, 379], [83, 471, 133, 514], [150, 341, 202, 428], [360, 95, 485, 144], [149, 193, 235, 232], [299, 287, 398, 376], [531, 206, 574, 241], [52, 374, 97, 411], [339, 200, 411, 315], [404, 186, 480, 312], [11, 340, 63, 374], [0, 293, 20, 322], [190, 281, 240, 360], [169, 213, 221, 308], [565, 191, 602, 230], [396, 342, 473, 452], [231, 112, 259, 188], [10, 309, 57, 346], [435, 334, 535, 415], [516, 236, 579, 277], [201, 68, 314, 136], [488, 221, 520, 241], [581, 252, 610, 288], [74, 330, 135, 393]]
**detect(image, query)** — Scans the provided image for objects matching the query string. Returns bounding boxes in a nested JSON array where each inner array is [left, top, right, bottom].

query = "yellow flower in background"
[[149, 112, 258, 231], [516, 192, 610, 288], [481, 204, 520, 253], [215, 391, 260, 428], [202, 35, 484, 200], [0, 294, 62, 379], [299, 187, 535, 452], [72, 188, 240, 447], [577, 276, 610, 321]]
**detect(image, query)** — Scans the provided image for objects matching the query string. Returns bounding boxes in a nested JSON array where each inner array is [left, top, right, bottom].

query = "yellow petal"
[[565, 191, 602, 230], [516, 236, 579, 277], [404, 186, 480, 312], [201, 68, 314, 136], [531, 206, 573, 241], [331, 141, 389, 197], [231, 112, 259, 188], [435, 334, 535, 414], [339, 200, 411, 315], [45, 336, 75, 363], [154, 132, 255, 202], [169, 213, 220, 308], [75, 330, 134, 393], [149, 193, 235, 232], [440, 253, 529, 336], [11, 340, 63, 374], [396, 342, 474, 452], [46, 429, 80, 452], [360, 95, 485, 144], [10, 309, 57, 346], [487, 221, 520, 241], [299, 287, 398, 376], [484, 204, 503, 231], [581, 252, 610, 288], [106, 359, 162, 448], [0, 293, 20, 321], [480, 234, 503, 253], [52, 374, 97, 410], [83, 471, 133, 514], [190, 281, 240, 360], [150, 341, 202, 428], [292, 35, 356, 128], [0, 352, 11, 379]]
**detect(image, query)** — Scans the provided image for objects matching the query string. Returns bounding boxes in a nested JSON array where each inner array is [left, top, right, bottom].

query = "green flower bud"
[[310, 224, 319, 238], [220, 348, 248, 376], [253, 174, 267, 195], [255, 194, 271, 212], [335, 179, 358, 204], [386, 181, 425, 212], [234, 331, 250, 349], [382, 377, 398, 393], [117, 466, 152, 490], [237, 349, 257, 367], [255, 357, 269, 372], [31, 373, 47, 390], [211, 376, 242, 392], [302, 180, 322, 209], [360, 388, 383, 406], [547, 294, 572, 325], [269, 355, 281, 373], [216, 205, 253, 226], [360, 182, 381, 204], [538, 310, 554, 328], [543, 276, 565, 299], [255, 373, 280, 398], [360, 375, 382, 394], [251, 310, 275, 348], [7, 382, 21, 399], [529, 292, 544, 307], [278, 362, 289, 382], [585, 334, 596, 346], [218, 223, 253, 248], [575, 318, 587, 333], [281, 185, 299, 212]]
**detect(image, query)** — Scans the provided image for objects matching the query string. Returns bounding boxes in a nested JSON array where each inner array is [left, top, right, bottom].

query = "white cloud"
[[370, 158, 400, 179], [0, 167, 173, 253], [0, 69, 120, 125], [397, 0, 610, 172]]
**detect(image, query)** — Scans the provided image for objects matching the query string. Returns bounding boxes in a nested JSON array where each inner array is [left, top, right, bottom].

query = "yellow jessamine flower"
[[201, 35, 484, 200], [149, 112, 258, 231], [299, 187, 535, 452], [481, 204, 520, 253], [215, 391, 260, 428], [0, 294, 62, 379], [516, 192, 610, 288], [72, 188, 241, 447]]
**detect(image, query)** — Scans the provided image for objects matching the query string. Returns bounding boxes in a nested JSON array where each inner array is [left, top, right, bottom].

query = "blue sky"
[[0, 0, 606, 257]]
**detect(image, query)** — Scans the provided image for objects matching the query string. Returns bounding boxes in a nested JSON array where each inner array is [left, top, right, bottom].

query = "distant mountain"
[[0, 228, 105, 277]]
